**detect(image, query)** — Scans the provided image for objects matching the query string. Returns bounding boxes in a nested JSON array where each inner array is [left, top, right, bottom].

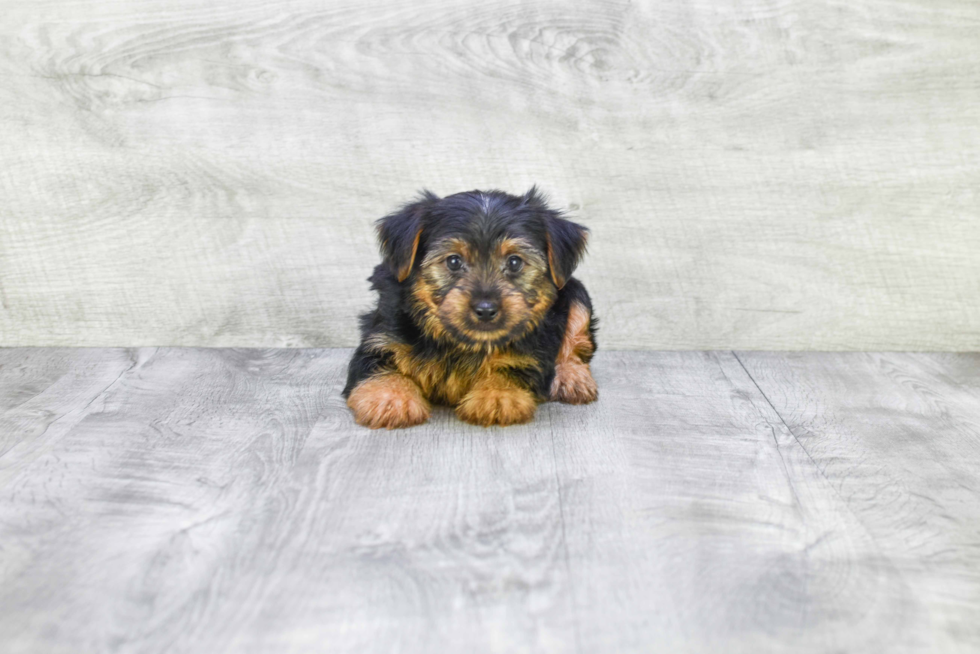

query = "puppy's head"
[[377, 187, 588, 347]]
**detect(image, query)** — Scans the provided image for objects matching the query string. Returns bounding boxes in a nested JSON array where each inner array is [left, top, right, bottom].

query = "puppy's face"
[[416, 233, 553, 346], [377, 188, 588, 348]]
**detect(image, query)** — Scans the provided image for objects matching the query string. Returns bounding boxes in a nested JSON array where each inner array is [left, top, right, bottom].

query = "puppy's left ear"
[[376, 190, 438, 282], [523, 186, 589, 289], [545, 214, 589, 290]]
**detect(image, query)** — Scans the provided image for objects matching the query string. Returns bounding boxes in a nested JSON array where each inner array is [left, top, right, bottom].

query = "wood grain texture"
[[0, 0, 979, 349], [735, 351, 980, 650], [2, 348, 979, 652]]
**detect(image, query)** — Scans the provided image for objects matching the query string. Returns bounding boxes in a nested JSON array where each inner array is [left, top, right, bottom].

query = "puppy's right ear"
[[376, 190, 438, 282]]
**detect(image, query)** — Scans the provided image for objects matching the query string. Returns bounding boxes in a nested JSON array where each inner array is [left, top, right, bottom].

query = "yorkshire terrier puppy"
[[343, 187, 597, 428]]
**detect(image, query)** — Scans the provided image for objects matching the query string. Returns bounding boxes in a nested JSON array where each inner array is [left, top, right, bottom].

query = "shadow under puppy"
[[343, 187, 597, 428]]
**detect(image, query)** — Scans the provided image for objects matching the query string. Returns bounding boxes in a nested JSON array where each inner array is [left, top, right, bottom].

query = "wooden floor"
[[1, 348, 979, 653]]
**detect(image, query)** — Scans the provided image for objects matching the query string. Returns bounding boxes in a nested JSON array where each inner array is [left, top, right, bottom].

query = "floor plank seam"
[[78, 349, 142, 413], [547, 404, 583, 654], [730, 351, 911, 572], [730, 352, 825, 475], [22, 350, 142, 440]]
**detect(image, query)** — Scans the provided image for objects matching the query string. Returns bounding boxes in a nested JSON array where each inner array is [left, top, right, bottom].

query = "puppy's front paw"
[[347, 374, 430, 429], [550, 361, 598, 404], [456, 383, 537, 427]]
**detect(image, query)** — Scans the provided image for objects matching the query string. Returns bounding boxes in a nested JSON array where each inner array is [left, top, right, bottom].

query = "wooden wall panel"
[[1, 0, 978, 348]]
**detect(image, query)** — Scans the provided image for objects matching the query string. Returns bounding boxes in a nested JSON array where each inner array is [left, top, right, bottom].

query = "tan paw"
[[550, 361, 598, 404], [347, 374, 430, 429], [456, 383, 537, 427]]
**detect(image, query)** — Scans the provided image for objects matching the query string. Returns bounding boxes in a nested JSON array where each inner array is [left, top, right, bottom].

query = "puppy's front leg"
[[550, 300, 598, 404], [347, 372, 430, 430], [456, 373, 537, 427]]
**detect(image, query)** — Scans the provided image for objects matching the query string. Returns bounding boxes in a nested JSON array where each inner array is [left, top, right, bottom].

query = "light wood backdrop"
[[1, 0, 978, 349]]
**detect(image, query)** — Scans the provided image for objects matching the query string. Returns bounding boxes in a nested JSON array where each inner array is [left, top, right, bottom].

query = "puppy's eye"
[[446, 255, 463, 271], [506, 255, 524, 273]]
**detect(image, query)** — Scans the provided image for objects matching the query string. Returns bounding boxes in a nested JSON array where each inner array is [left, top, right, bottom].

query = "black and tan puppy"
[[343, 187, 597, 428]]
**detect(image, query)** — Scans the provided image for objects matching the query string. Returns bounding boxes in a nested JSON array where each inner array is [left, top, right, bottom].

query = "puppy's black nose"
[[471, 299, 499, 322]]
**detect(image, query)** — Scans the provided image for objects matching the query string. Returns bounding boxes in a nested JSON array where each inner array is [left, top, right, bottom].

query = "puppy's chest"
[[390, 345, 537, 405]]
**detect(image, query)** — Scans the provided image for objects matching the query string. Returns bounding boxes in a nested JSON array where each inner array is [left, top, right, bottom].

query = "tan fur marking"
[[546, 232, 563, 289], [401, 355, 446, 399], [499, 291, 527, 331], [498, 237, 534, 257], [523, 286, 556, 333], [396, 229, 422, 282], [558, 302, 594, 362], [422, 238, 473, 266], [385, 343, 468, 405], [347, 373, 430, 429], [382, 339, 541, 407], [550, 302, 597, 404], [456, 374, 537, 427], [483, 349, 539, 373], [441, 368, 472, 405], [412, 278, 437, 313], [411, 277, 448, 341], [440, 287, 473, 333]]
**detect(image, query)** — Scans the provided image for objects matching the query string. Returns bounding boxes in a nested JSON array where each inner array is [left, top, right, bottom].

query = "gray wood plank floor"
[[1, 348, 978, 653]]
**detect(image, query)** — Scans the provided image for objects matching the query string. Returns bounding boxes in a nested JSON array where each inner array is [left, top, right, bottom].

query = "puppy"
[[343, 187, 597, 428]]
